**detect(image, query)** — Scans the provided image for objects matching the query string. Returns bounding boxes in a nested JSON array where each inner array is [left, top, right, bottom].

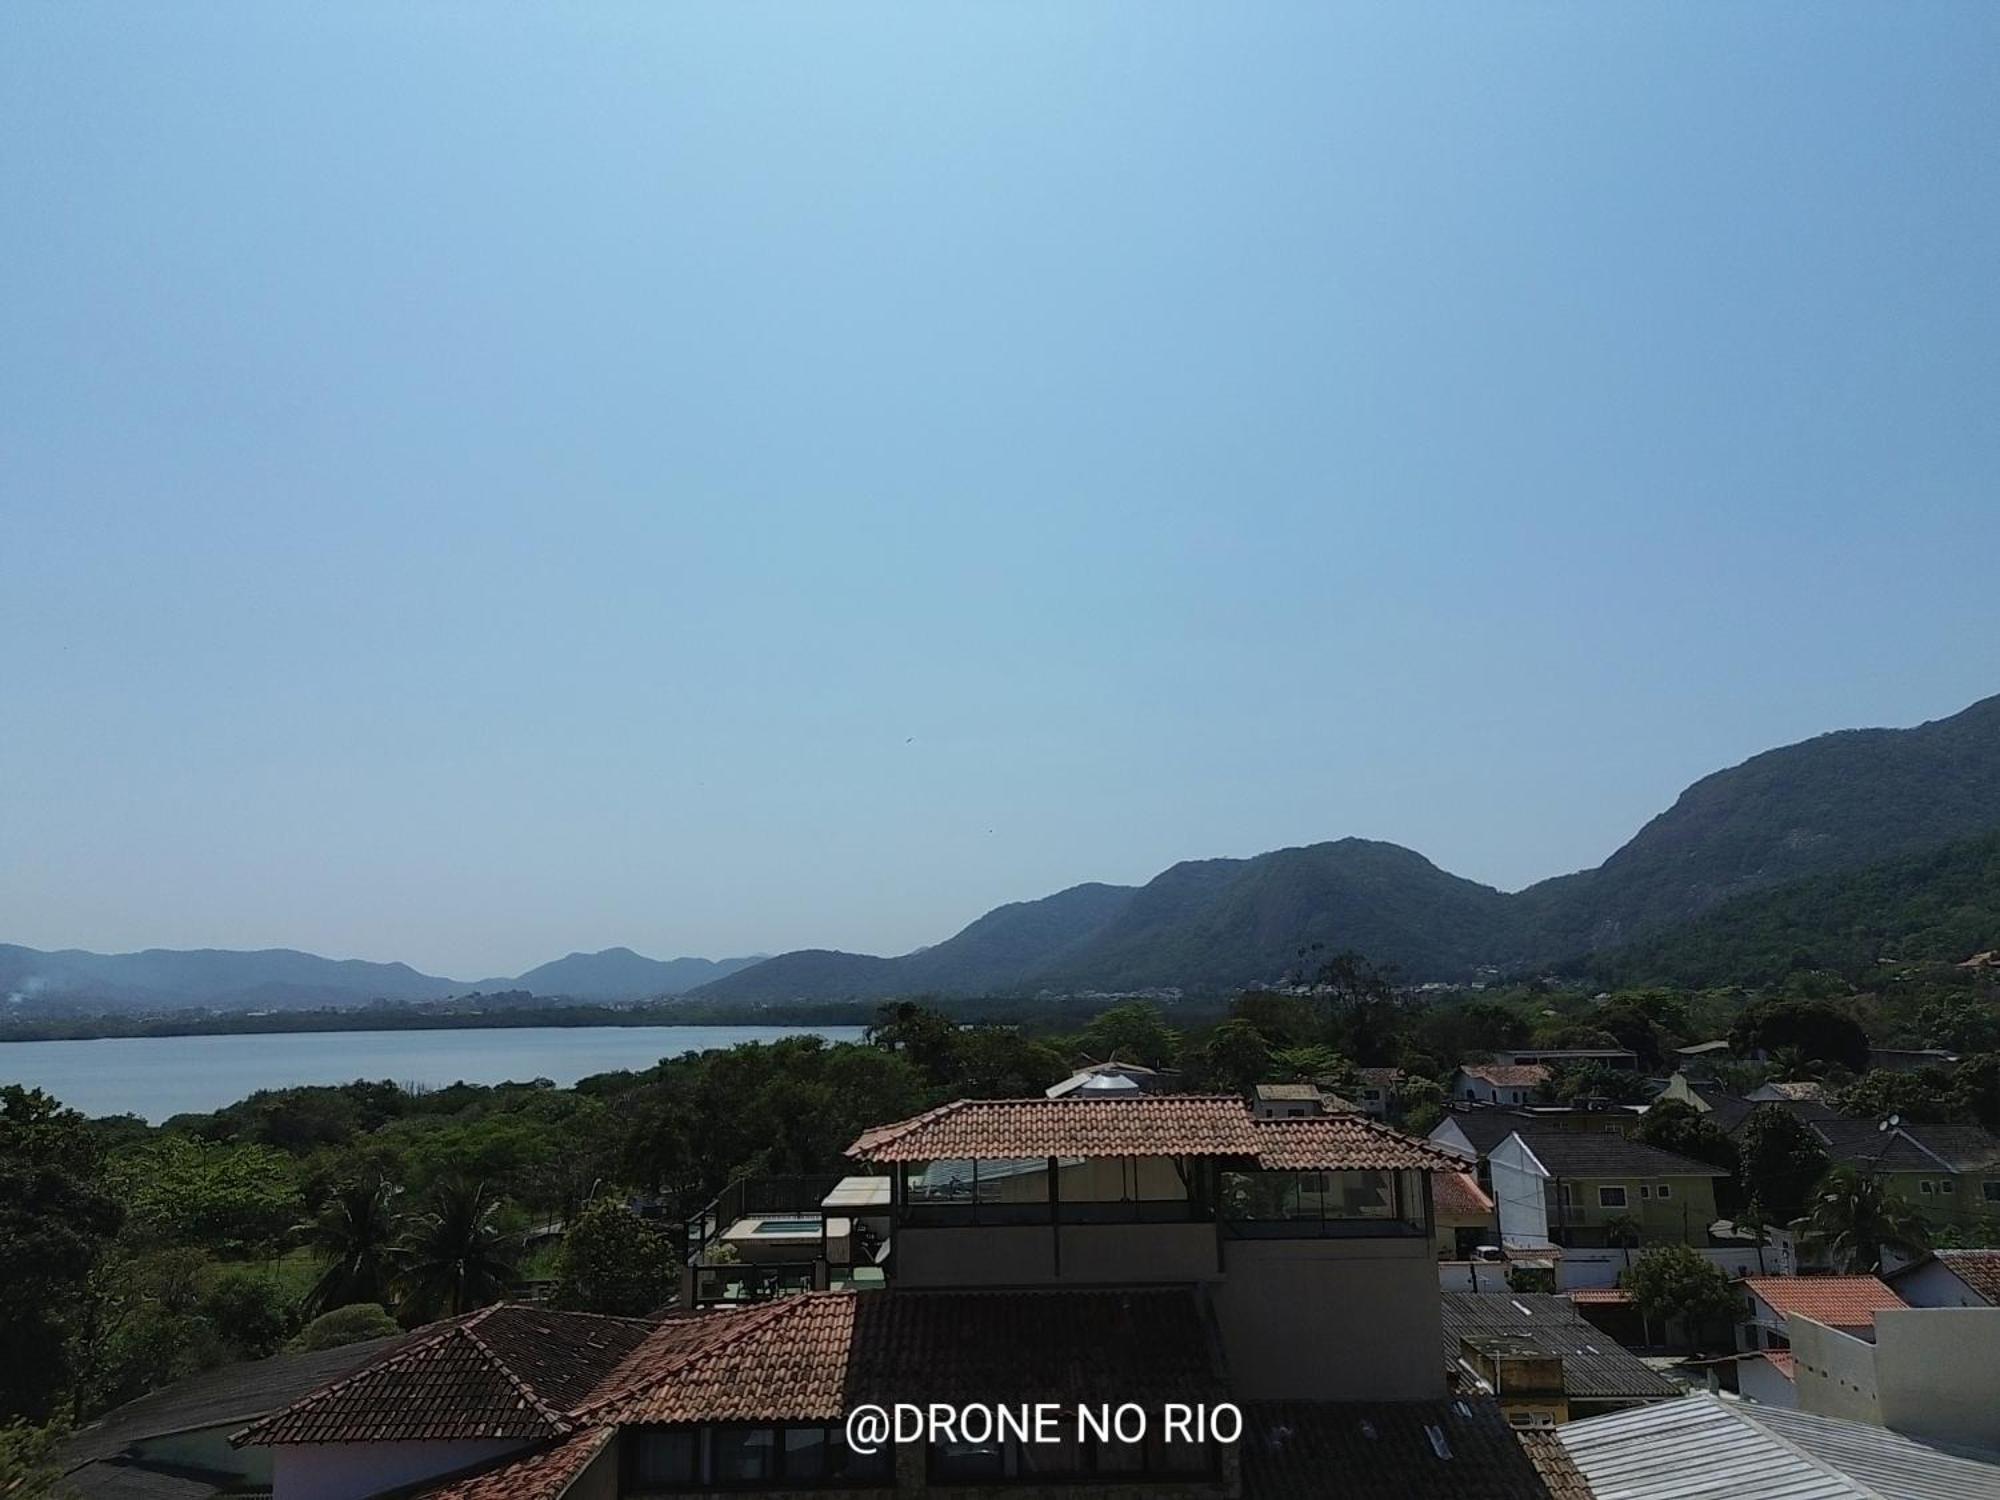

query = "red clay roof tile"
[[1741, 1275, 1904, 1329]]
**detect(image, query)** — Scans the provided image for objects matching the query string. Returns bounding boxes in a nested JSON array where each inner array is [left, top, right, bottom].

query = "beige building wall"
[[1792, 1308, 2000, 1449]]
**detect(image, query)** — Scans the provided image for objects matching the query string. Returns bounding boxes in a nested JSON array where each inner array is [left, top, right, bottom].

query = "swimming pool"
[[752, 1217, 822, 1235]]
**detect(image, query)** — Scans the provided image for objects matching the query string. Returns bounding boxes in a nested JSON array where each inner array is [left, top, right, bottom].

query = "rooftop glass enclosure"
[[896, 1156, 1428, 1237]]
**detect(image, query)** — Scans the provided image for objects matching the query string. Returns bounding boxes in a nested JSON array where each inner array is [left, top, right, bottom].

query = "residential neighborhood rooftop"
[[1506, 1131, 1730, 1180], [846, 1093, 1464, 1169], [1900, 1249, 2000, 1303], [1741, 1275, 1906, 1331], [1441, 1293, 1681, 1402], [1558, 1393, 2000, 1500], [1457, 1064, 1552, 1089]]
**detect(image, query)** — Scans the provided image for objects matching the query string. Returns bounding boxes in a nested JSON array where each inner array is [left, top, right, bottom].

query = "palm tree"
[[301, 1178, 402, 1317], [1603, 1213, 1645, 1270], [1806, 1164, 1929, 1274], [395, 1178, 522, 1321]]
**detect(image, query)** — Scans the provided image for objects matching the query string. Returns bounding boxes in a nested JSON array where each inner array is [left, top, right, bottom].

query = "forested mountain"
[[692, 840, 1516, 999], [697, 692, 2000, 999], [1588, 828, 2000, 988], [1509, 693, 2000, 959], [13, 693, 2000, 1009]]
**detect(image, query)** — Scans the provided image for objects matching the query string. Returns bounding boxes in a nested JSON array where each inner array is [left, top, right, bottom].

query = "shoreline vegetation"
[[0, 992, 1227, 1043]]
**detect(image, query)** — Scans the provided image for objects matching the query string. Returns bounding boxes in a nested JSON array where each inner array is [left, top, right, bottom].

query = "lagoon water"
[[0, 1024, 868, 1121]]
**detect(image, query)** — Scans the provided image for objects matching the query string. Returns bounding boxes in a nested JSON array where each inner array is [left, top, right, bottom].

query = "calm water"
[[0, 1025, 867, 1121]]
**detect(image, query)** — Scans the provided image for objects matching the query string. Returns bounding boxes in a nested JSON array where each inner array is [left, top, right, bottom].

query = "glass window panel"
[[712, 1427, 776, 1482], [975, 1158, 1049, 1204], [631, 1430, 698, 1487], [781, 1426, 827, 1481], [830, 1430, 895, 1483]]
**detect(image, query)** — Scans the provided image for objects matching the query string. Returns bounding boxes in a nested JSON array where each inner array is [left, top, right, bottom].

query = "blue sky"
[[4, 5, 1997, 978]]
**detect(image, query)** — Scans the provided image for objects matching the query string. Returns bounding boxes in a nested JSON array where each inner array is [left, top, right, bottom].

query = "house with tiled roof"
[[1452, 1064, 1552, 1107], [1885, 1248, 2000, 1308], [1472, 1127, 1728, 1252], [1737, 1275, 1906, 1356], [1442, 1293, 1682, 1422], [1433, 1171, 1498, 1260], [1808, 1119, 2000, 1230], [237, 1093, 1572, 1499]]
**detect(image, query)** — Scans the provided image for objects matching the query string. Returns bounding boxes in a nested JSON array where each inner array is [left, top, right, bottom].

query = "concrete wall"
[[1211, 1237, 1443, 1401], [1488, 1136, 1550, 1247], [1737, 1356, 1799, 1409], [1890, 1258, 1992, 1308], [1789, 1308, 2000, 1449], [274, 1440, 528, 1500]]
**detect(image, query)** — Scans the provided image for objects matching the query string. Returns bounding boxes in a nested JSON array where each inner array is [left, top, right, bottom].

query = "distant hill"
[[1588, 828, 2000, 988], [0, 943, 761, 1012], [693, 840, 1513, 999], [14, 691, 2000, 1011], [477, 949, 763, 1001], [698, 691, 2000, 1000], [0, 945, 460, 1011], [1510, 693, 2000, 960]]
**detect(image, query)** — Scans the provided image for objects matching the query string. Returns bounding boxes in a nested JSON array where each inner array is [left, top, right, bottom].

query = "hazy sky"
[[5, 6, 1997, 979]]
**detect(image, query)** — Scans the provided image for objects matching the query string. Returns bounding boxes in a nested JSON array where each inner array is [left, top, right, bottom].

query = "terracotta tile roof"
[[1240, 1398, 1558, 1498], [584, 1287, 1225, 1426], [1458, 1064, 1551, 1090], [1565, 1288, 1631, 1306], [848, 1095, 1266, 1161], [1760, 1351, 1797, 1380], [237, 1306, 653, 1446], [412, 1426, 614, 1500], [1932, 1249, 2000, 1303], [1251, 1117, 1471, 1172], [850, 1095, 1461, 1170], [1433, 1172, 1496, 1219], [1516, 1429, 1596, 1500], [1741, 1275, 1905, 1330], [1255, 1083, 1324, 1101]]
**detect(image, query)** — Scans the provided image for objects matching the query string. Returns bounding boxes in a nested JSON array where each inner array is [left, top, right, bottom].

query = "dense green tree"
[[1730, 998, 1871, 1072], [1399, 1076, 1446, 1134], [1077, 1004, 1180, 1070], [1542, 1061, 1649, 1105], [866, 1002, 962, 1085], [1197, 1021, 1272, 1095], [201, 1269, 298, 1357], [0, 1420, 67, 1500], [950, 1028, 1068, 1098], [1807, 1165, 1930, 1273], [107, 1137, 300, 1253], [1633, 1100, 1739, 1175], [1625, 1244, 1740, 1351], [301, 1179, 401, 1316], [1227, 992, 1321, 1050], [1834, 1069, 1960, 1125], [1736, 1106, 1832, 1222], [0, 1086, 124, 1422], [294, 1303, 399, 1351], [394, 1178, 520, 1322], [549, 1199, 678, 1316]]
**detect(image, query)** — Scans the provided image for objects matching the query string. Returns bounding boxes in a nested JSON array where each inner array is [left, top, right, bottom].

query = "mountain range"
[[0, 945, 761, 1012], [8, 692, 2000, 1010]]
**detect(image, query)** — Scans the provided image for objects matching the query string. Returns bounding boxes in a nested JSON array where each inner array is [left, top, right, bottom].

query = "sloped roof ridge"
[[572, 1295, 821, 1421], [233, 1310, 500, 1446], [456, 1320, 575, 1437]]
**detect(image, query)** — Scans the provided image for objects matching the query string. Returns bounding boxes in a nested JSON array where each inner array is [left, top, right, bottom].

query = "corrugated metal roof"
[[1556, 1396, 1873, 1499], [1752, 1406, 2000, 1500], [1442, 1293, 1681, 1402]]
